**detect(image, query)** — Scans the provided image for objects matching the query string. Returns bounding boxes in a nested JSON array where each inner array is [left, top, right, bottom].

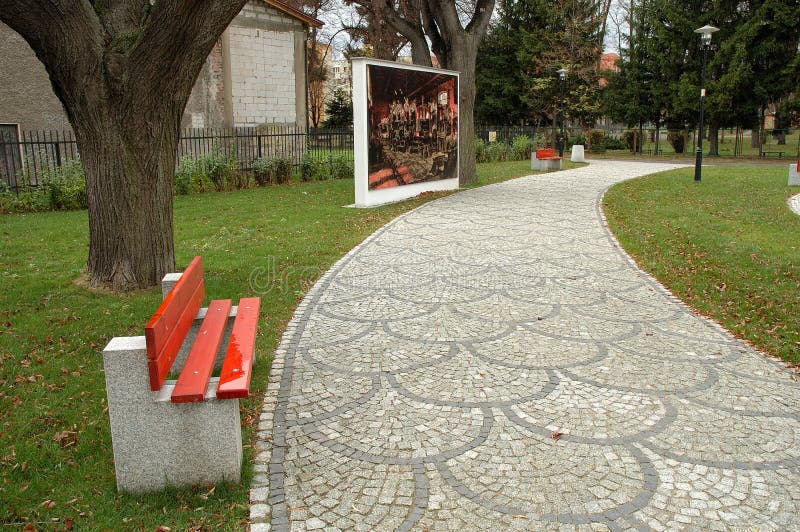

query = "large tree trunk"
[[79, 108, 179, 290], [445, 35, 480, 186], [2, 0, 248, 291]]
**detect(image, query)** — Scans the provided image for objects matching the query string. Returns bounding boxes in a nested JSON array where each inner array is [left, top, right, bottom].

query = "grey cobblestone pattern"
[[790, 193, 800, 217], [251, 161, 800, 531]]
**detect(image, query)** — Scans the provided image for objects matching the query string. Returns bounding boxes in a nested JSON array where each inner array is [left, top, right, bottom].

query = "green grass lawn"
[[0, 160, 544, 529], [603, 165, 800, 365]]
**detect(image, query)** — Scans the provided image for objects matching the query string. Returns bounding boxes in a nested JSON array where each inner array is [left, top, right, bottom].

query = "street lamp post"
[[694, 25, 719, 182], [557, 68, 568, 158]]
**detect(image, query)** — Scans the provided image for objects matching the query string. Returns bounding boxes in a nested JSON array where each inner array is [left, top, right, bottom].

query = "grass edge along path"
[[0, 158, 554, 529], [602, 165, 800, 366]]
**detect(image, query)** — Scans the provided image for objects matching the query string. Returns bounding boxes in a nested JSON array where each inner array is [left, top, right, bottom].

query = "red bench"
[[102, 256, 261, 492], [536, 148, 561, 160], [532, 147, 563, 171], [145, 256, 260, 402]]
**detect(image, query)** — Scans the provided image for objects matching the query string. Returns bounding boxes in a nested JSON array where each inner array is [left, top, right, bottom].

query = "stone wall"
[[229, 1, 306, 127], [0, 22, 71, 132]]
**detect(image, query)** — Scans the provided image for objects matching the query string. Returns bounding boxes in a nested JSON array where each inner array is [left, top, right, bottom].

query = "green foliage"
[[474, 137, 487, 163], [300, 153, 325, 181], [568, 133, 587, 147], [323, 88, 353, 129], [327, 155, 353, 180], [203, 150, 237, 191], [589, 129, 606, 148], [175, 156, 212, 195], [42, 159, 87, 210], [0, 159, 86, 213], [667, 131, 685, 154], [300, 153, 353, 181], [603, 136, 627, 150], [621, 130, 641, 151], [252, 156, 292, 186], [485, 140, 510, 162], [510, 135, 533, 160]]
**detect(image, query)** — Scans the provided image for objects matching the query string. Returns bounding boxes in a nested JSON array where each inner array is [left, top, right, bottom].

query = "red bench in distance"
[[531, 147, 564, 171]]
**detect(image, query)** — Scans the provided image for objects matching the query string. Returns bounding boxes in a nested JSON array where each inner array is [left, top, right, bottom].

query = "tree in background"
[[476, 0, 610, 134], [1, 1, 247, 291], [323, 88, 354, 128], [345, 3, 409, 60], [604, 0, 800, 155], [308, 43, 329, 128], [344, 0, 495, 186]]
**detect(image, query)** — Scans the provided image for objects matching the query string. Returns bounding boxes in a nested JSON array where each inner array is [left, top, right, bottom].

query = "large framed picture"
[[352, 58, 459, 207]]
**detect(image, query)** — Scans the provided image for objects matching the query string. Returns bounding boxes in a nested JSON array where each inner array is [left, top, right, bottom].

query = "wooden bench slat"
[[171, 299, 233, 403], [145, 256, 205, 390], [217, 298, 261, 400]]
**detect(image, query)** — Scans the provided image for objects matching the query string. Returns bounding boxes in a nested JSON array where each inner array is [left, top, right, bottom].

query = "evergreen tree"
[[323, 88, 354, 128]]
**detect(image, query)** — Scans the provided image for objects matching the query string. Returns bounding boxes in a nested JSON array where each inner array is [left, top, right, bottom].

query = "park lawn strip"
[[603, 165, 800, 365], [0, 160, 541, 529]]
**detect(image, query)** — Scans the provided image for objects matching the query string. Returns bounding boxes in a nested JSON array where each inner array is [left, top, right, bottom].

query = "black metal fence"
[[475, 125, 540, 144], [0, 129, 80, 190], [1, 126, 355, 191], [176, 126, 355, 171]]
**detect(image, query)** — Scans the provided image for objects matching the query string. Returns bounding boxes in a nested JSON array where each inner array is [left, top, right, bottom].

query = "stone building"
[[0, 0, 322, 134]]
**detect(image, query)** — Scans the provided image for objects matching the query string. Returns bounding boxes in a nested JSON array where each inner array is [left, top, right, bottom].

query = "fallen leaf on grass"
[[155, 526, 172, 532]]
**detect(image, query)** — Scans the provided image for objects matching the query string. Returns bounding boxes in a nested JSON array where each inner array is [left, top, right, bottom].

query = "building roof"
[[264, 0, 323, 28], [600, 53, 620, 72]]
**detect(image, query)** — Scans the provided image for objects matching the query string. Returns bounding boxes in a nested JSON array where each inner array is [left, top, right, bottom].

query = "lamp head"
[[557, 68, 568, 80], [695, 25, 719, 46]]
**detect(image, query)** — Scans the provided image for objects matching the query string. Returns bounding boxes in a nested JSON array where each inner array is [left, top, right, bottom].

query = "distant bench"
[[760, 150, 785, 158], [102, 256, 260, 492], [531, 147, 563, 171]]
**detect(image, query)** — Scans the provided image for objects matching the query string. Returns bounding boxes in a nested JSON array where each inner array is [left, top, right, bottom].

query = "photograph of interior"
[[366, 64, 459, 190]]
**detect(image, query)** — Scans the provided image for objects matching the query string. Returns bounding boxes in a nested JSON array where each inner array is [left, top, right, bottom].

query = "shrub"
[[474, 137, 487, 163], [589, 129, 606, 148], [231, 171, 253, 190], [568, 133, 587, 147], [252, 157, 271, 186], [485, 141, 509, 162], [510, 135, 533, 160], [202, 151, 236, 191], [175, 157, 200, 195], [272, 157, 293, 184], [300, 153, 325, 181], [667, 131, 685, 154], [42, 159, 87, 210], [604, 136, 627, 150], [327, 155, 353, 180], [621, 130, 640, 151]]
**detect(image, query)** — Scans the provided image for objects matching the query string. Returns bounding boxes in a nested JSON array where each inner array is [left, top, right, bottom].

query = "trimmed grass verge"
[[603, 165, 800, 365], [0, 160, 542, 528]]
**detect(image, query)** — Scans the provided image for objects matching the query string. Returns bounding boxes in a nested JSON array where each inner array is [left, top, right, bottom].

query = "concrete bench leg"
[[102, 336, 242, 493]]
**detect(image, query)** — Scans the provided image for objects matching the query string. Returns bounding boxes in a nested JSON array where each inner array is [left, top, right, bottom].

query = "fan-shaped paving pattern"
[[254, 161, 800, 531]]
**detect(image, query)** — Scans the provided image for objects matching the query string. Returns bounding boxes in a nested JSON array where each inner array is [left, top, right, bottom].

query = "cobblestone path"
[[251, 161, 800, 531]]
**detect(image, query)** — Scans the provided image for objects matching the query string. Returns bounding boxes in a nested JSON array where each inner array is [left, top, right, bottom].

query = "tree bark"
[[1, 0, 248, 291], [708, 121, 719, 157]]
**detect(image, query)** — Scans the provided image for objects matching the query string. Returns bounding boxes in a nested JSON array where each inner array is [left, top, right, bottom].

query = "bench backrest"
[[144, 256, 205, 390], [536, 148, 555, 159]]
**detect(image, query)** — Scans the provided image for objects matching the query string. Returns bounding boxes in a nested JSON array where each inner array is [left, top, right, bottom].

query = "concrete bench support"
[[531, 154, 563, 171], [789, 163, 799, 186], [102, 273, 245, 493]]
